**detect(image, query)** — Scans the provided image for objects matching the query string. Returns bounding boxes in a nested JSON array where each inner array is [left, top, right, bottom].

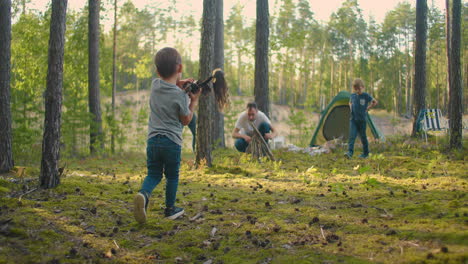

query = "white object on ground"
[[285, 144, 330, 156], [269, 136, 285, 150]]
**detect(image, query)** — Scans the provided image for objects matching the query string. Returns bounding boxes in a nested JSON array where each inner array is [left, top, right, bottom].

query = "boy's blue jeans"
[[140, 135, 181, 208], [348, 119, 369, 156], [235, 122, 271, 152]]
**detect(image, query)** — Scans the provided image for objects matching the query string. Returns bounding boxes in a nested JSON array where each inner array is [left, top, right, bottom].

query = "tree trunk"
[[196, 0, 216, 166], [448, 0, 462, 149], [338, 62, 342, 92], [40, 0, 67, 188], [445, 0, 451, 115], [0, 0, 14, 173], [348, 42, 354, 92], [330, 59, 334, 98], [411, 0, 428, 137], [88, 0, 103, 154], [406, 51, 412, 116], [213, 0, 225, 148], [278, 67, 283, 104], [111, 0, 117, 154], [254, 0, 270, 117], [237, 50, 242, 95], [398, 67, 402, 115]]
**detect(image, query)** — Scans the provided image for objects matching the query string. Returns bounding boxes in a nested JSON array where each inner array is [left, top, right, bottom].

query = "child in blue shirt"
[[345, 79, 378, 159]]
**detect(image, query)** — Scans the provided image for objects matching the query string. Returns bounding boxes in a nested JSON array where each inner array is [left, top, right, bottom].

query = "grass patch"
[[0, 137, 467, 263]]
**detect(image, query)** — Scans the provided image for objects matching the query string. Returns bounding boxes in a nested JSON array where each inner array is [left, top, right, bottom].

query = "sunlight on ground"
[[0, 137, 467, 263]]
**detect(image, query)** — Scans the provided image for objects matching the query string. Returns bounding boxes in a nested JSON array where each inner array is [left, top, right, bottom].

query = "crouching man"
[[232, 102, 276, 152]]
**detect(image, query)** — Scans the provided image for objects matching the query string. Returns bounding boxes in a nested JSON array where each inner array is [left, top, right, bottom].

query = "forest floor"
[[1, 137, 467, 264]]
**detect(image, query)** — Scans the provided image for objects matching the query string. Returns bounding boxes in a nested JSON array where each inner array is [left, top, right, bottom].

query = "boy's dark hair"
[[247, 102, 257, 110], [154, 47, 182, 79]]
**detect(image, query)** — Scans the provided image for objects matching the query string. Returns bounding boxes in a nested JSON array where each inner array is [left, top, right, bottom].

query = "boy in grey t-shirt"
[[133, 47, 201, 223]]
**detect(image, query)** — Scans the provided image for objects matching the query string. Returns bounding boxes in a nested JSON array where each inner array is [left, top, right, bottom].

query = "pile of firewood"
[[245, 122, 275, 161]]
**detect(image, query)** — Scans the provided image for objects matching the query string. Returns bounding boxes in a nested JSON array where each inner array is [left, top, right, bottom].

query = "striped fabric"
[[422, 109, 447, 131]]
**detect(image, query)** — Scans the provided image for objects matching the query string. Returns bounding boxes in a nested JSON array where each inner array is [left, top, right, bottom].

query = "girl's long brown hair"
[[211, 69, 229, 111]]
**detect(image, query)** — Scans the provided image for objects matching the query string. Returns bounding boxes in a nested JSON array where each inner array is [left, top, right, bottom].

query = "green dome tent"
[[309, 91, 384, 146]]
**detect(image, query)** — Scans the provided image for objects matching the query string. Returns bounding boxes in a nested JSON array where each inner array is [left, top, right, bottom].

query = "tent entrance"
[[323, 105, 350, 141]]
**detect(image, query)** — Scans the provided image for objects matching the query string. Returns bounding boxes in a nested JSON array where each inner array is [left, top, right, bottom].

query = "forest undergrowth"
[[0, 137, 467, 264]]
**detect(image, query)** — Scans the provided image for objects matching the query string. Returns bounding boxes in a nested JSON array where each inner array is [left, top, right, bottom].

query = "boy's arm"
[[367, 98, 378, 111], [176, 78, 195, 90], [179, 91, 201, 126]]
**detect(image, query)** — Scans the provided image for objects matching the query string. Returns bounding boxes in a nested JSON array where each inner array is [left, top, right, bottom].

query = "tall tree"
[[111, 0, 117, 153], [328, 0, 367, 91], [254, 0, 270, 117], [88, 0, 103, 153], [445, 0, 451, 113], [411, 0, 428, 137], [448, 0, 462, 149], [0, 0, 14, 173], [225, 3, 249, 95], [196, 0, 216, 166], [40, 0, 67, 188], [213, 0, 225, 148]]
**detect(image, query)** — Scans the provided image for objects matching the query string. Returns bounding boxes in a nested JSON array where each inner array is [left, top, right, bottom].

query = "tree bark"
[[448, 0, 462, 149], [405, 50, 412, 117], [411, 0, 428, 137], [0, 0, 14, 173], [445, 0, 451, 114], [88, 0, 103, 154], [111, 0, 117, 153], [237, 50, 242, 95], [40, 0, 67, 188], [213, 0, 225, 148], [254, 0, 270, 117], [196, 0, 216, 167]]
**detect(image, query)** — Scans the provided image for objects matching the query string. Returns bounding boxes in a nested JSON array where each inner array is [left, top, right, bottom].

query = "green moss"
[[2, 138, 467, 263], [0, 186, 10, 195]]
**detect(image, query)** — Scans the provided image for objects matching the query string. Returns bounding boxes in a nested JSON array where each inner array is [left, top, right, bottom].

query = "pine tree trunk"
[[196, 0, 216, 166], [406, 51, 412, 116], [237, 50, 242, 95], [88, 0, 103, 154], [398, 67, 402, 115], [254, 0, 270, 117], [40, 0, 67, 188], [448, 0, 462, 149], [338, 63, 342, 92], [445, 0, 451, 115], [411, 0, 428, 137], [0, 0, 14, 173], [278, 67, 283, 104], [330, 60, 334, 98], [213, 0, 225, 148], [111, 0, 117, 154]]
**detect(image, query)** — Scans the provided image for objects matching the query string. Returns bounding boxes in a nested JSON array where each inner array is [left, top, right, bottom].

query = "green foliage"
[[116, 106, 132, 152], [10, 1, 465, 161], [363, 177, 380, 187], [357, 166, 370, 174], [287, 108, 311, 147], [11, 13, 49, 159]]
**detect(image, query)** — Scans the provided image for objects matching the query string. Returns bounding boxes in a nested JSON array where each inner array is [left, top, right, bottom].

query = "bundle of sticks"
[[245, 122, 275, 161]]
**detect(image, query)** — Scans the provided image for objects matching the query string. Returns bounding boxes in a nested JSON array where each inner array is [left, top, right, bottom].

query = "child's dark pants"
[[348, 119, 369, 156], [140, 135, 181, 208]]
